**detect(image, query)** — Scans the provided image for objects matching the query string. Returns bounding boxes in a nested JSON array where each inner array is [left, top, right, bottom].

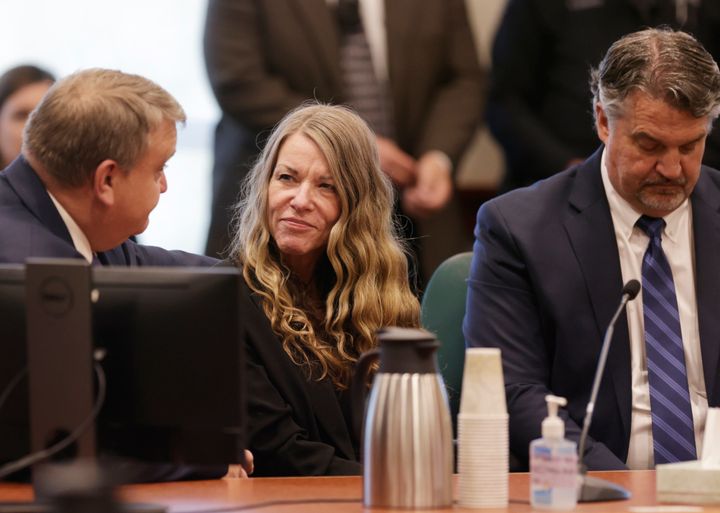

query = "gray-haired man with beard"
[[464, 28, 720, 471]]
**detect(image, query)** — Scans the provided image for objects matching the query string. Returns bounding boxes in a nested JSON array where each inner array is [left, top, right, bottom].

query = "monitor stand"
[[0, 260, 166, 513], [0, 495, 166, 512], [25, 259, 96, 465], [0, 462, 167, 513], [0, 496, 166, 511], [0, 461, 167, 513]]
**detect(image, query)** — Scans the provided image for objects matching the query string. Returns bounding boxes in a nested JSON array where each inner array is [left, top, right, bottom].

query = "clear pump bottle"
[[530, 395, 578, 510]]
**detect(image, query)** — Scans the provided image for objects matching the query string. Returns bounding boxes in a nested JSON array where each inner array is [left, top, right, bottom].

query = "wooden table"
[[1, 471, 718, 512]]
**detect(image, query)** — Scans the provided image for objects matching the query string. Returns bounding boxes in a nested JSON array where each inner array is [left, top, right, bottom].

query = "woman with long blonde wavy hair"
[[230, 103, 420, 476]]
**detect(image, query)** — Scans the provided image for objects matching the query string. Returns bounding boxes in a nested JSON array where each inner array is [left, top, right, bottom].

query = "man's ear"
[[92, 159, 120, 206], [595, 103, 610, 144]]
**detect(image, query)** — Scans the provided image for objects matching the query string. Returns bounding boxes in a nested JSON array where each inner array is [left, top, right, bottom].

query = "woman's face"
[[267, 133, 341, 278], [0, 80, 52, 167]]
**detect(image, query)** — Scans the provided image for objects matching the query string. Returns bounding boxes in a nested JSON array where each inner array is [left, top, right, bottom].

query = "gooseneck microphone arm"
[[577, 279, 641, 502], [578, 279, 641, 463]]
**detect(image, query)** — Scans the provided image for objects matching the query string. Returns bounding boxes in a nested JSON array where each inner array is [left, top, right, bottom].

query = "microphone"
[[577, 279, 640, 502]]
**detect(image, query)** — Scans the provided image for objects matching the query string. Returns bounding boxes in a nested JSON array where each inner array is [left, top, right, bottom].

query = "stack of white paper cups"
[[457, 347, 509, 508]]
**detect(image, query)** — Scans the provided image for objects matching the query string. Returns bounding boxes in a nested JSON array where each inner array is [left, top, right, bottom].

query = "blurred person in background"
[[487, 0, 720, 192], [203, 0, 484, 287], [0, 64, 55, 169]]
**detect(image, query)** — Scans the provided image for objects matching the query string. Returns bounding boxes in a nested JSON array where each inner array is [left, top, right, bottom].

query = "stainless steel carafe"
[[352, 327, 453, 509]]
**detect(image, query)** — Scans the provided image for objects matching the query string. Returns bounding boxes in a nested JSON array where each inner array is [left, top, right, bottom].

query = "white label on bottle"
[[530, 445, 578, 504]]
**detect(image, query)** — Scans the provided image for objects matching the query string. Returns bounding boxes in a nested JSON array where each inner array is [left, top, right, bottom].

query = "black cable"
[[182, 497, 361, 513], [0, 367, 27, 415], [0, 355, 107, 480]]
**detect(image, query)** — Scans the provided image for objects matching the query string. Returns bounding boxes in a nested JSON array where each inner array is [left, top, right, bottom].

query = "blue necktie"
[[636, 215, 696, 464]]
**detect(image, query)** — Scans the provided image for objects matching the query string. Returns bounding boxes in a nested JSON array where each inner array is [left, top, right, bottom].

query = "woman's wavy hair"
[[229, 103, 420, 388]]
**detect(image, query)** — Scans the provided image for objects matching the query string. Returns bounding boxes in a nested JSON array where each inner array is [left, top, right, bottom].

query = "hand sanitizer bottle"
[[530, 395, 578, 510]]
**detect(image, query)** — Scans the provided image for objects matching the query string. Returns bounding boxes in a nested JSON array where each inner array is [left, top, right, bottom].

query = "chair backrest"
[[421, 251, 473, 435]]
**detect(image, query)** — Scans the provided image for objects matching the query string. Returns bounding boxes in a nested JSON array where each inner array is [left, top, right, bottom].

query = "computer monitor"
[[0, 259, 246, 482]]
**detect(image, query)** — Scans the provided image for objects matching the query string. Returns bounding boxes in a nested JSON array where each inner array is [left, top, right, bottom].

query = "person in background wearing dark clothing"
[[230, 104, 420, 476], [0, 64, 54, 169], [488, 0, 720, 191], [203, 0, 484, 286]]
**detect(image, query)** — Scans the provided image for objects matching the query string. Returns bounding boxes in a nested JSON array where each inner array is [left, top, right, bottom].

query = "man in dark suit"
[[0, 68, 214, 268], [0, 155, 215, 267], [0, 68, 255, 481], [465, 28, 720, 470], [203, 0, 484, 274]]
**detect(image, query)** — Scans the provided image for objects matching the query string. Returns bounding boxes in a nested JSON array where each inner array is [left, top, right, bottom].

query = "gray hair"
[[590, 27, 720, 123], [24, 68, 185, 187]]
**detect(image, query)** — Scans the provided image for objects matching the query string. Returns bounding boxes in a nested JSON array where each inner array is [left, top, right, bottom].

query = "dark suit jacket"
[[241, 273, 361, 476], [463, 147, 720, 470], [203, 0, 484, 255], [0, 156, 216, 267], [0, 156, 226, 482]]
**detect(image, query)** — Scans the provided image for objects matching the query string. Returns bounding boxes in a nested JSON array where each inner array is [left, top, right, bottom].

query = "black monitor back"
[[0, 263, 246, 476]]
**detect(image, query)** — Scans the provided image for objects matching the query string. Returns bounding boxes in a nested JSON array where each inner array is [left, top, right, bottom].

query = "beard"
[[635, 175, 689, 214]]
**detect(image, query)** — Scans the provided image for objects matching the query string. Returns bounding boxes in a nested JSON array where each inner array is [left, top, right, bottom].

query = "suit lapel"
[[563, 148, 632, 439], [287, 0, 342, 91], [689, 169, 720, 404], [4, 157, 73, 246]]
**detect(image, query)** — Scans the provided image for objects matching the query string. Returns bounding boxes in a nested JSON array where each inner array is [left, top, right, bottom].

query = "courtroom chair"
[[422, 251, 523, 472], [420, 251, 473, 436]]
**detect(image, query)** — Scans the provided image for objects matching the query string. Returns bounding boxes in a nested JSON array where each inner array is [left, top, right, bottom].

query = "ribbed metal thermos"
[[352, 327, 453, 509]]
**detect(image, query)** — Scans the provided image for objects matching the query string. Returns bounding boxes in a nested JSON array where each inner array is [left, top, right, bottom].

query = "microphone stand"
[[577, 281, 639, 502]]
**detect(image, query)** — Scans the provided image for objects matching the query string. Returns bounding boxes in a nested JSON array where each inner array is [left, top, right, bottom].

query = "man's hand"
[[376, 136, 416, 187], [401, 151, 453, 218]]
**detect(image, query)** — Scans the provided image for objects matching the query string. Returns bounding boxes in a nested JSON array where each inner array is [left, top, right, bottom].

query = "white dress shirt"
[[600, 148, 708, 469], [324, 0, 452, 173], [47, 191, 94, 264]]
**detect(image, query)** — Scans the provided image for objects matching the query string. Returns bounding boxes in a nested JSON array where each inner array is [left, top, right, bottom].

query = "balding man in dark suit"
[[0, 68, 252, 482]]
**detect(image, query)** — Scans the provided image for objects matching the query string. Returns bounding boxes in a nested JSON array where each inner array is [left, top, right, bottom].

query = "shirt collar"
[[600, 147, 689, 243], [46, 191, 94, 263]]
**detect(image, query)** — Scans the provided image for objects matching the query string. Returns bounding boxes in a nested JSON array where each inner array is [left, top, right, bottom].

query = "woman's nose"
[[290, 182, 312, 210]]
